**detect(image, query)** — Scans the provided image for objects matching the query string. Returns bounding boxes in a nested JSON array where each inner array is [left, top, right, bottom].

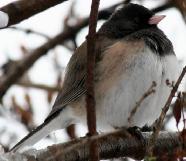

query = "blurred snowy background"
[[0, 0, 186, 151]]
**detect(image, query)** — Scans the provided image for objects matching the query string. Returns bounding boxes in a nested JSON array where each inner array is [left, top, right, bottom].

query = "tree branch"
[[3, 131, 186, 161], [151, 1, 173, 13], [0, 29, 75, 101], [0, 3, 119, 105], [128, 81, 156, 124], [148, 66, 186, 154], [86, 0, 100, 136], [9, 27, 51, 39], [0, 0, 68, 28], [86, 0, 100, 160]]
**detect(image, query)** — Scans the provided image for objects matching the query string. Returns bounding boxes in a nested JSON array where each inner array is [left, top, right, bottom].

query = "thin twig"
[[128, 81, 156, 124], [66, 124, 76, 139], [16, 80, 61, 92], [9, 27, 51, 39], [151, 2, 173, 13], [86, 0, 100, 135], [86, 0, 100, 161], [148, 66, 186, 155]]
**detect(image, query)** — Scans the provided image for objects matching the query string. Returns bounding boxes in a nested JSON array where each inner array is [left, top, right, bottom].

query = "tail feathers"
[[9, 118, 57, 152], [9, 106, 76, 152]]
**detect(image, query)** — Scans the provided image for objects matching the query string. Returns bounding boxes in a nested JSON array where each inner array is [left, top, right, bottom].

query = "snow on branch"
[[0, 0, 68, 28]]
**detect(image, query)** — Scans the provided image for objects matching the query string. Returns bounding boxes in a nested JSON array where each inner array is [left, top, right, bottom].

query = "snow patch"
[[0, 153, 28, 161], [0, 11, 9, 28]]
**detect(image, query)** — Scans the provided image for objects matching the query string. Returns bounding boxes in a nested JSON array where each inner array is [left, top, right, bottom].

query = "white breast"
[[95, 46, 179, 131]]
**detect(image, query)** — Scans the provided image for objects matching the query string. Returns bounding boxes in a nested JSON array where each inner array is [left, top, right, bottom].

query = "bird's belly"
[[95, 54, 179, 131], [95, 77, 161, 130]]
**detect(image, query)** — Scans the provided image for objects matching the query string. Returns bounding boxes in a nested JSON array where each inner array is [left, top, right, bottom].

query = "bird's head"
[[99, 3, 165, 38]]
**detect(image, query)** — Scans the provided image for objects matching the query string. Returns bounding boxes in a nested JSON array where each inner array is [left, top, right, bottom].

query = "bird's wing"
[[45, 41, 87, 121], [45, 37, 114, 121]]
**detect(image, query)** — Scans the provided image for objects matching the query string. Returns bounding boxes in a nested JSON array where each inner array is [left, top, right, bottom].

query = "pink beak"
[[148, 15, 166, 25]]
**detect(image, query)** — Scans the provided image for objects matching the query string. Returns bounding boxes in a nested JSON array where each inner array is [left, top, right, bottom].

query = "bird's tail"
[[9, 118, 56, 152], [9, 109, 69, 152]]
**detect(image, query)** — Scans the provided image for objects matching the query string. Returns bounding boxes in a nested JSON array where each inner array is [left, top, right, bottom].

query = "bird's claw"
[[127, 126, 144, 141], [141, 124, 153, 132]]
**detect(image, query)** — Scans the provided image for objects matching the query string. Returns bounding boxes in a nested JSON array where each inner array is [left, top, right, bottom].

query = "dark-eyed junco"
[[10, 3, 179, 152]]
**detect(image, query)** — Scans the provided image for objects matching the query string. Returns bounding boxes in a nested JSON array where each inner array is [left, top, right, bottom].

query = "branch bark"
[[0, 28, 75, 101], [4, 131, 185, 161], [0, 0, 67, 28], [148, 66, 186, 154], [86, 0, 100, 160], [86, 0, 100, 137], [151, 1, 173, 13]]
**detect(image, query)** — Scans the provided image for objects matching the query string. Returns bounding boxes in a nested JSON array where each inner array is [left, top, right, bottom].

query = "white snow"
[[0, 11, 8, 28]]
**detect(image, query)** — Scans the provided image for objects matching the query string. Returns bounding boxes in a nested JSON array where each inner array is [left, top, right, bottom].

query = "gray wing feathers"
[[46, 37, 114, 120], [46, 42, 87, 119]]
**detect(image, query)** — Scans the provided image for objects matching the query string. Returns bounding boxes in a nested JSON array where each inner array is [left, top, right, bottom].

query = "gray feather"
[[45, 37, 114, 121]]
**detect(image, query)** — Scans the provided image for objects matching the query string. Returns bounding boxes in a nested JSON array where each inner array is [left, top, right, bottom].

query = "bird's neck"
[[99, 24, 174, 56], [129, 27, 174, 56]]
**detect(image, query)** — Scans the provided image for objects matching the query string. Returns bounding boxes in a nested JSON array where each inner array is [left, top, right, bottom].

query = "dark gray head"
[[99, 3, 174, 56], [99, 3, 164, 38]]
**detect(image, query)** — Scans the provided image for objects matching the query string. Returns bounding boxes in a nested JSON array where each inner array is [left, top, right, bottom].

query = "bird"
[[10, 3, 179, 152]]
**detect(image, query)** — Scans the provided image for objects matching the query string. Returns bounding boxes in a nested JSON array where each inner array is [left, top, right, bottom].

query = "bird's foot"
[[114, 125, 150, 142], [127, 126, 144, 141], [141, 124, 153, 132], [86, 132, 99, 137]]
